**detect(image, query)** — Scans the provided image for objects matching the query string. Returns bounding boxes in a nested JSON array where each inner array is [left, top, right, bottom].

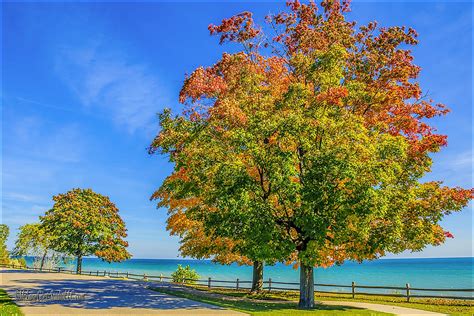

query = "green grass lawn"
[[0, 289, 23, 316], [186, 286, 473, 316], [152, 287, 392, 315]]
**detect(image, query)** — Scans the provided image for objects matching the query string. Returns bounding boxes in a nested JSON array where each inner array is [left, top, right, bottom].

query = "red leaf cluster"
[[208, 12, 260, 45]]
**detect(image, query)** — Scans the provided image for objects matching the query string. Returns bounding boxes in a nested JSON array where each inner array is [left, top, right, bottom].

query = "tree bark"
[[40, 251, 47, 271], [298, 262, 315, 309], [76, 254, 83, 274], [250, 260, 264, 293]]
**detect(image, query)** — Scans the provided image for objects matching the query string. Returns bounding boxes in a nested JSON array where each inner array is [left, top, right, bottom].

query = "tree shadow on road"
[[2, 274, 226, 311]]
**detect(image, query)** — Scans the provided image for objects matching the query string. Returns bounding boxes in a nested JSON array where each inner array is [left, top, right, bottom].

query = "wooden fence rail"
[[1, 263, 472, 302]]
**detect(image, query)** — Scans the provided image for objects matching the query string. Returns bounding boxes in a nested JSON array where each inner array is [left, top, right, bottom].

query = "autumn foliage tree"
[[41, 188, 131, 274], [156, 195, 255, 278], [152, 161, 289, 292], [150, 0, 473, 308]]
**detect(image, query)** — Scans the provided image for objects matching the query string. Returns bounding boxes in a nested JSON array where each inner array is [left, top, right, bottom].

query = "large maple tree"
[[150, 0, 472, 308]]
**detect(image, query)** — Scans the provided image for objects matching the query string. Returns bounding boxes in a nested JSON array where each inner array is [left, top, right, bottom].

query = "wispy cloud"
[[2, 192, 45, 203], [8, 115, 85, 163], [430, 149, 473, 187], [55, 40, 169, 134], [448, 150, 472, 170]]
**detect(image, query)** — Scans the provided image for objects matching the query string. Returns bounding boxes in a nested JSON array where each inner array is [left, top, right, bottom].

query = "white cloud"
[[55, 41, 169, 134], [448, 150, 472, 170], [8, 116, 85, 163], [425, 149, 473, 188], [2, 192, 44, 203]]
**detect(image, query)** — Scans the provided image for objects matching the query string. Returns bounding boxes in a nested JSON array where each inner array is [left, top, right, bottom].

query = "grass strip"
[[0, 289, 23, 316], [151, 286, 392, 315], [188, 286, 473, 316]]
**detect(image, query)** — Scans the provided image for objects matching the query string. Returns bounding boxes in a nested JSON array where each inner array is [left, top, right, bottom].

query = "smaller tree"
[[13, 223, 54, 270], [151, 187, 267, 292], [40, 188, 131, 274], [0, 224, 10, 264]]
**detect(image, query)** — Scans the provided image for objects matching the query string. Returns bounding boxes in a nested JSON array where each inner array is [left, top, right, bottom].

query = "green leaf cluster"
[[171, 264, 200, 284]]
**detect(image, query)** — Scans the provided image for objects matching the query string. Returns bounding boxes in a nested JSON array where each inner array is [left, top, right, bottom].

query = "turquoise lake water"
[[25, 257, 473, 296]]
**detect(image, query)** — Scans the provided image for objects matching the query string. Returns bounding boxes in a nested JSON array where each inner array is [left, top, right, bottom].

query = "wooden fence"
[[1, 263, 472, 302]]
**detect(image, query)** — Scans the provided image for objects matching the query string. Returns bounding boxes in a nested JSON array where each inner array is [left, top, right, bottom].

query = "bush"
[[171, 264, 200, 284], [9, 257, 27, 268]]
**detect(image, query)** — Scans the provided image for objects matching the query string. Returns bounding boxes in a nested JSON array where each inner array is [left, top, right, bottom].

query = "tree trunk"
[[76, 254, 82, 274], [40, 251, 47, 271], [298, 262, 314, 309], [250, 260, 263, 293]]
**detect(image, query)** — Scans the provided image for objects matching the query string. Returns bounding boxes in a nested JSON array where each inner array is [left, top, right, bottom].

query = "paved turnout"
[[1, 269, 246, 315]]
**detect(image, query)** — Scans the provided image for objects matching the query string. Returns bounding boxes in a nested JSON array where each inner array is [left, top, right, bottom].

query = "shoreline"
[[20, 257, 472, 290]]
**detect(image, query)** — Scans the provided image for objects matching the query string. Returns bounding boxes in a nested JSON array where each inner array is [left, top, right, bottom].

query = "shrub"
[[9, 257, 27, 268], [171, 264, 200, 284]]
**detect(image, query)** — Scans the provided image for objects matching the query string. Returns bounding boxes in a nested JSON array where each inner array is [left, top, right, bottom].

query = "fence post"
[[208, 277, 211, 289], [406, 283, 410, 303], [160, 273, 163, 282], [352, 281, 355, 299], [268, 278, 272, 292], [236, 278, 239, 290]]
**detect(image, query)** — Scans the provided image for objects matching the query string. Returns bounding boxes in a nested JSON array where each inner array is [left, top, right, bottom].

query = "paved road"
[[1, 269, 246, 315]]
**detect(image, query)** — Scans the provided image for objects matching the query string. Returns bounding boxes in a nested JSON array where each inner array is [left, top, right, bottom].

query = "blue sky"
[[2, 1, 472, 259]]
